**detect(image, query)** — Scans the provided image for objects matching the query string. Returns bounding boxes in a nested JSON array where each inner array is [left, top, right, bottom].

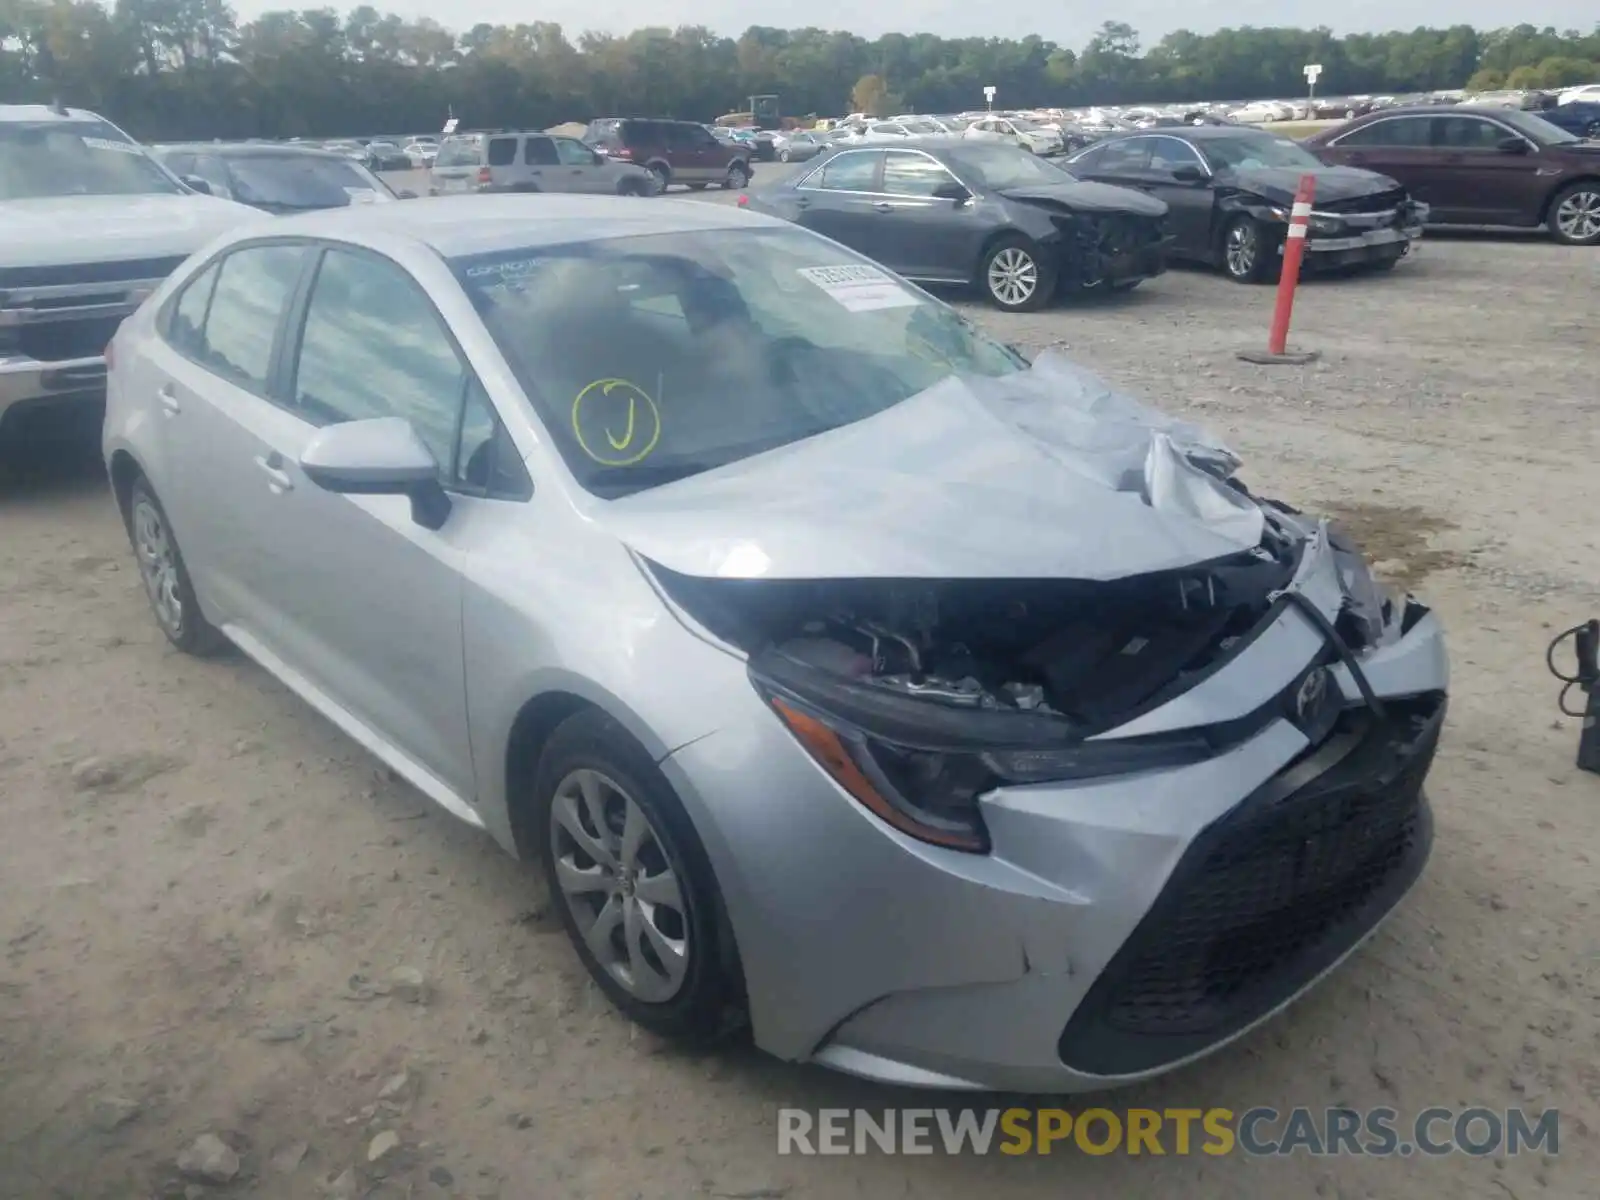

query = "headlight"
[[1308, 215, 1342, 234], [1328, 524, 1395, 648], [754, 672, 1220, 855]]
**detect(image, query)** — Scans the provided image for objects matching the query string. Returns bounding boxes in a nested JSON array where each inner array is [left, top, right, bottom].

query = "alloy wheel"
[[987, 247, 1038, 306], [1555, 189, 1600, 243], [549, 768, 689, 1004], [726, 163, 750, 189], [1226, 220, 1259, 278], [132, 496, 184, 637]]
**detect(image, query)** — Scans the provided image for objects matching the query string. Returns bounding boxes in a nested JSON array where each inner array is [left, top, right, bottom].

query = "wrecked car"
[[1068, 126, 1428, 281], [105, 196, 1448, 1092], [742, 138, 1171, 310]]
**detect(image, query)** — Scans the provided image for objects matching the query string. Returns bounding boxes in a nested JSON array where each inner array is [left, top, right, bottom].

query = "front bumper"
[[0, 353, 108, 423], [660, 531, 1448, 1093], [1300, 202, 1429, 268]]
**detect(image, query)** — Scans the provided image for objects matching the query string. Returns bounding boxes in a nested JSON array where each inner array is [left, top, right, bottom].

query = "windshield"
[[1498, 109, 1578, 145], [1010, 117, 1044, 131], [0, 119, 183, 200], [1201, 134, 1324, 170], [903, 120, 941, 134], [454, 227, 1024, 498], [945, 143, 1075, 189], [224, 154, 392, 210]]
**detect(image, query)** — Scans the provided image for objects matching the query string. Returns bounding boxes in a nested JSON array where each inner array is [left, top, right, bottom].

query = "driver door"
[[551, 137, 610, 192]]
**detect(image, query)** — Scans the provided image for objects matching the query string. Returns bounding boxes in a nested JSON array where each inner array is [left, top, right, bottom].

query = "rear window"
[[434, 136, 482, 167], [619, 120, 671, 145]]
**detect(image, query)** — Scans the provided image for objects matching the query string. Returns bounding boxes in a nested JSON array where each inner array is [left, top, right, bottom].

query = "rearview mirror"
[[1497, 136, 1530, 154], [180, 175, 212, 195], [1170, 164, 1206, 184], [299, 417, 452, 530], [933, 181, 972, 202]]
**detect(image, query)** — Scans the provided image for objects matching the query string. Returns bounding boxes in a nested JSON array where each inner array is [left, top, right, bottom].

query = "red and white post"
[[1238, 172, 1321, 365]]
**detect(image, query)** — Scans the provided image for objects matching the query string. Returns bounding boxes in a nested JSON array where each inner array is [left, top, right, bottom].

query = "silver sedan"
[[104, 195, 1448, 1092]]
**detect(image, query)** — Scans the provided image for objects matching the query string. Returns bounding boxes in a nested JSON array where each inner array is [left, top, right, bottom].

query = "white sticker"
[[797, 264, 919, 312], [343, 187, 379, 204], [81, 136, 144, 155]]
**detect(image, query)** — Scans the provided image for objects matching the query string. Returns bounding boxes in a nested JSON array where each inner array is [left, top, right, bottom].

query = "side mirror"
[[933, 181, 972, 202], [181, 175, 212, 195], [299, 417, 451, 530], [1170, 164, 1207, 184], [1497, 136, 1530, 154]]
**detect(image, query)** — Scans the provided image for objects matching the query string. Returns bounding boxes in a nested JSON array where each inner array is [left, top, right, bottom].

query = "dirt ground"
[[2, 191, 1597, 1200]]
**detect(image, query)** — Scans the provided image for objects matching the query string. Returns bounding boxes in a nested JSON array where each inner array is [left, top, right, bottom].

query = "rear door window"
[[811, 151, 882, 192], [486, 137, 517, 167], [523, 137, 559, 166], [195, 245, 307, 394], [1094, 138, 1152, 172], [1334, 117, 1433, 148]]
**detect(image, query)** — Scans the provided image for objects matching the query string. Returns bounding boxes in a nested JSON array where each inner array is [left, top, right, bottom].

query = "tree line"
[[2, 2, 1597, 142]]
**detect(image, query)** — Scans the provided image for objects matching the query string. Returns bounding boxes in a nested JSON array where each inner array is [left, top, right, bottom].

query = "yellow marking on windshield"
[[572, 378, 661, 466]]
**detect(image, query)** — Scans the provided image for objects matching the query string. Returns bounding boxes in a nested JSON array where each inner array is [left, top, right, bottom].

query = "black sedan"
[[1066, 126, 1427, 283], [743, 138, 1170, 311], [1533, 101, 1600, 140], [153, 143, 409, 213]]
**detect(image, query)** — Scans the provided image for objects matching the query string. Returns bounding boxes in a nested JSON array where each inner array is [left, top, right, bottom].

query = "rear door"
[[790, 150, 885, 251], [519, 135, 560, 190]]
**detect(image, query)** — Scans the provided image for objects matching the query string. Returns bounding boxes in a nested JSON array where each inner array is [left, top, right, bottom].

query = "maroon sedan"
[[1305, 106, 1600, 246]]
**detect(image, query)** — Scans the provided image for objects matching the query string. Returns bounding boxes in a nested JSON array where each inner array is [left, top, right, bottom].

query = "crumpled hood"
[[0, 193, 264, 269], [593, 352, 1267, 582], [1000, 180, 1169, 218], [1224, 165, 1400, 204]]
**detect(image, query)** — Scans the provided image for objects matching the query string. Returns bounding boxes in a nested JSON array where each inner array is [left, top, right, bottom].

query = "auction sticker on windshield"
[[798, 264, 918, 312]]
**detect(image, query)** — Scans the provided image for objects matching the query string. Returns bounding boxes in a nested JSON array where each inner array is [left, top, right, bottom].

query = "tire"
[[536, 709, 738, 1041], [724, 161, 751, 190], [979, 235, 1055, 312], [686, 182, 709, 191], [1220, 214, 1277, 283], [647, 162, 671, 193], [616, 177, 649, 197], [126, 477, 224, 656], [778, 148, 791, 163], [1546, 181, 1600, 246]]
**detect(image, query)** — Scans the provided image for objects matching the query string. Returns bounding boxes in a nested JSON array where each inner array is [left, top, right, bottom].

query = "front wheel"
[[1221, 214, 1277, 283], [1547, 181, 1600, 246], [724, 161, 751, 190], [980, 236, 1054, 312], [536, 710, 739, 1041], [647, 162, 671, 193], [778, 148, 791, 162]]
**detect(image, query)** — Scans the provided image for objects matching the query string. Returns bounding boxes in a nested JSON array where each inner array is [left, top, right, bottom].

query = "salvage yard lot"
[[2, 214, 1597, 1198]]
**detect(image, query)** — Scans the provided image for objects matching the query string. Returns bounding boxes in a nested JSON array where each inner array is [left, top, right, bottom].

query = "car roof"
[[260, 194, 787, 257], [0, 103, 112, 124], [155, 142, 351, 160]]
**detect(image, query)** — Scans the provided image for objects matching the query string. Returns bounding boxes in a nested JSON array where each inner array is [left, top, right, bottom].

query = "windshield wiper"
[[585, 462, 718, 492]]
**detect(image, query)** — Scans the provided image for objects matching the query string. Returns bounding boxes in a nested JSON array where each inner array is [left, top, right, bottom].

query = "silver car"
[[431, 130, 656, 196], [104, 195, 1448, 1092]]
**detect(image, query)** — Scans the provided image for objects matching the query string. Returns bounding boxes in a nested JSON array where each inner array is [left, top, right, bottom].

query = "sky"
[[228, 0, 1596, 47]]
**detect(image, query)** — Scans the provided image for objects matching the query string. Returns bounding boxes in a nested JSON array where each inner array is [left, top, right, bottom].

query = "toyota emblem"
[[1295, 667, 1329, 723]]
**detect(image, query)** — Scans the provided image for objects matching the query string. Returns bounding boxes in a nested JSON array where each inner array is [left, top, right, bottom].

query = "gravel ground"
[[1, 179, 1597, 1200]]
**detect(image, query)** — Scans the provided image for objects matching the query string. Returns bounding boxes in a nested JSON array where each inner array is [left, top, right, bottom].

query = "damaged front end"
[[1056, 210, 1173, 291], [644, 501, 1325, 853]]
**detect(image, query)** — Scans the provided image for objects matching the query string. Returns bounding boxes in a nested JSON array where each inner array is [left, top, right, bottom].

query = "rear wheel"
[[724, 161, 751, 190], [778, 148, 792, 162], [1548, 182, 1600, 246], [617, 176, 650, 197], [980, 235, 1054, 312], [1221, 214, 1277, 283]]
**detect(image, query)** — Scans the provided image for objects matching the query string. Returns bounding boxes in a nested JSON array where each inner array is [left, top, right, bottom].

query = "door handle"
[[873, 202, 895, 212], [158, 383, 181, 417], [254, 453, 294, 494], [794, 196, 811, 208]]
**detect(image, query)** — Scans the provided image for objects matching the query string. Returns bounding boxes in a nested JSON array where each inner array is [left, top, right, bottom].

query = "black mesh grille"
[[18, 315, 123, 363], [0, 256, 187, 290], [1316, 188, 1406, 215], [1059, 692, 1442, 1077]]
